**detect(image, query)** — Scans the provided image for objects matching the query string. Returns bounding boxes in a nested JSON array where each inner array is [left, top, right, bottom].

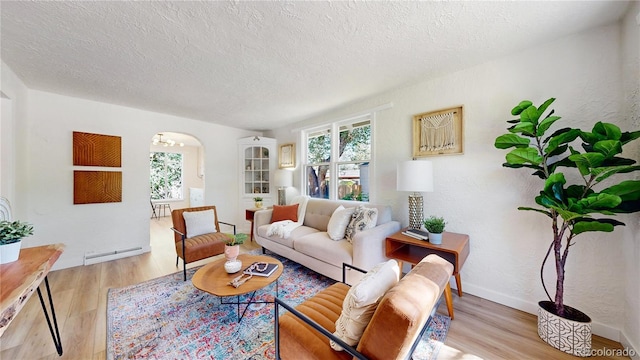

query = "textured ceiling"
[[0, 1, 630, 131]]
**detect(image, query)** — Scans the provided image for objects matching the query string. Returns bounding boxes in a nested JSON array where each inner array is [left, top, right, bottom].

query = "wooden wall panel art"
[[73, 131, 122, 167], [73, 171, 122, 204]]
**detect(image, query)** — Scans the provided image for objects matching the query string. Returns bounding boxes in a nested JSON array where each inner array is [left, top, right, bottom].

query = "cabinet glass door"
[[244, 146, 270, 194]]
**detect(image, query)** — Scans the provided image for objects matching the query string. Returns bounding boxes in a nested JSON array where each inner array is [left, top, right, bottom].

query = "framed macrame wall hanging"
[[412, 105, 464, 157]]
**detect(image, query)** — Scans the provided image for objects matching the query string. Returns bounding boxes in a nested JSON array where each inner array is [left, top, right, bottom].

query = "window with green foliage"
[[304, 117, 371, 201], [150, 152, 183, 200]]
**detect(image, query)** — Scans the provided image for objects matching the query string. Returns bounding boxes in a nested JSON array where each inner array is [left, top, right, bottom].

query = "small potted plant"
[[223, 233, 248, 273], [423, 216, 446, 245], [0, 220, 34, 264], [253, 197, 263, 208]]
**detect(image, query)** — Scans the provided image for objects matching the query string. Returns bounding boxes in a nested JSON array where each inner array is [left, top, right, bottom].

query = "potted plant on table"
[[423, 216, 446, 245], [253, 197, 263, 209], [223, 233, 248, 274], [0, 220, 34, 264], [494, 98, 640, 356]]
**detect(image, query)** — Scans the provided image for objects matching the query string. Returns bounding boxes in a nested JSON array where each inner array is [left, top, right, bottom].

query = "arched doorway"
[[149, 132, 204, 258]]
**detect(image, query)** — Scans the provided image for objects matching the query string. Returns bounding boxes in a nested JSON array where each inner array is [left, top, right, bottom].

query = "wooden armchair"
[[171, 206, 236, 281]]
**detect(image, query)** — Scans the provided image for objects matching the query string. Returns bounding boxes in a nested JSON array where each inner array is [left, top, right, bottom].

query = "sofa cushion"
[[271, 204, 300, 222], [330, 260, 400, 350], [257, 224, 319, 249], [344, 206, 378, 243], [182, 209, 217, 237], [327, 206, 356, 241], [294, 232, 352, 268]]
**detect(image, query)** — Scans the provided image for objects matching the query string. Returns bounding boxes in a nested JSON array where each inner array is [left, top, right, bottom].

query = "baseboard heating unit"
[[84, 247, 144, 265]]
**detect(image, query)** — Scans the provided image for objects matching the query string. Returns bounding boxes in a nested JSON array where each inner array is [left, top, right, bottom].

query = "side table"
[[0, 243, 65, 355], [385, 229, 469, 297], [245, 207, 270, 242]]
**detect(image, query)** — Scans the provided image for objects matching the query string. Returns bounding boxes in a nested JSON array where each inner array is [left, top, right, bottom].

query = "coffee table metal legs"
[[36, 276, 63, 356], [219, 280, 279, 323]]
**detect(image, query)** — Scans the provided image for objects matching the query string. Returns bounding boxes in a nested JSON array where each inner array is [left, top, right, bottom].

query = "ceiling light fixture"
[[152, 133, 184, 147]]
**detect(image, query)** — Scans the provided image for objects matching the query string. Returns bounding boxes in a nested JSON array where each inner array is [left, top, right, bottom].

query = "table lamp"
[[274, 169, 293, 205], [397, 160, 434, 230]]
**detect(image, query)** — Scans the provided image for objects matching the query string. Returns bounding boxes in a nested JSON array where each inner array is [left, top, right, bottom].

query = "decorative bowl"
[[224, 260, 242, 274]]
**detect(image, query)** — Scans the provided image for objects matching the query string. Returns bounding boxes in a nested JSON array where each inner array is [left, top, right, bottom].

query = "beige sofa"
[[253, 198, 401, 282]]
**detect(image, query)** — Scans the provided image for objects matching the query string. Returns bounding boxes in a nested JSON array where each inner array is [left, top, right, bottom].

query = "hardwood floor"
[[0, 217, 630, 359]]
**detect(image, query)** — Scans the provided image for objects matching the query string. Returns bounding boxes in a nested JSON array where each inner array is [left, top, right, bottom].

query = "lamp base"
[[277, 188, 287, 206], [408, 194, 423, 230]]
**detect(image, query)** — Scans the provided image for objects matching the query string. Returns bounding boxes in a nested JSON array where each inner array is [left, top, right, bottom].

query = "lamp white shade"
[[274, 169, 293, 187], [396, 161, 434, 192]]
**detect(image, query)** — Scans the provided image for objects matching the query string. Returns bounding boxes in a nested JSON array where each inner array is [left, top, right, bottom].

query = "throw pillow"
[[271, 203, 299, 222], [330, 260, 400, 351], [344, 206, 378, 243], [182, 209, 216, 237], [327, 206, 356, 241]]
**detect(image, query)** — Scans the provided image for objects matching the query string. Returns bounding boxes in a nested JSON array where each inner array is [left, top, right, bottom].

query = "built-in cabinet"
[[238, 137, 276, 232]]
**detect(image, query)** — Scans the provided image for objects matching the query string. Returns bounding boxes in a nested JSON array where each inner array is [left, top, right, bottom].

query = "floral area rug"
[[107, 252, 450, 359]]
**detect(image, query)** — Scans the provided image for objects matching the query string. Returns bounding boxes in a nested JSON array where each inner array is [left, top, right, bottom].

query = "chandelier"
[[152, 133, 184, 147]]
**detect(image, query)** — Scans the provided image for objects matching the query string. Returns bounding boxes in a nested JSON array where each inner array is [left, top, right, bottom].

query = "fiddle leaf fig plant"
[[494, 98, 640, 318]]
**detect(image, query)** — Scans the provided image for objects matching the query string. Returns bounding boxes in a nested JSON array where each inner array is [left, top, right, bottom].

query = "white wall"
[[272, 23, 635, 342], [0, 80, 258, 269], [620, 2, 640, 355]]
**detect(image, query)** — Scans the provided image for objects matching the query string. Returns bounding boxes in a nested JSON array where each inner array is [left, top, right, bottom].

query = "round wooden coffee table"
[[192, 254, 283, 322]]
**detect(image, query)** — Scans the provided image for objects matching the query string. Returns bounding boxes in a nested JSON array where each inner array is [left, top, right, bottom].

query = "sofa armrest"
[[274, 297, 368, 360], [351, 220, 401, 270], [253, 209, 274, 229]]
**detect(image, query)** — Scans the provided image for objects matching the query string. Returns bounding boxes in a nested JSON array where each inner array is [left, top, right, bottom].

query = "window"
[[150, 152, 183, 200], [303, 116, 372, 202]]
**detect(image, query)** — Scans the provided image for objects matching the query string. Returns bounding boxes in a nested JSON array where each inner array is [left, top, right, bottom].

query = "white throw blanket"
[[266, 196, 309, 239]]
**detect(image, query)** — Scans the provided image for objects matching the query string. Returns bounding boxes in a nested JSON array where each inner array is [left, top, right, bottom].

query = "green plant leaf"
[[572, 218, 623, 234], [601, 180, 640, 201], [544, 173, 566, 192], [592, 122, 622, 140], [593, 140, 622, 158], [545, 129, 580, 154], [517, 206, 553, 218], [509, 122, 535, 136], [520, 105, 540, 126], [543, 127, 572, 145], [568, 153, 605, 176], [494, 134, 531, 149], [511, 100, 533, 116], [536, 98, 556, 118], [620, 130, 640, 145], [551, 207, 582, 222], [594, 165, 640, 182], [505, 148, 542, 165], [536, 116, 561, 136], [575, 193, 622, 211]]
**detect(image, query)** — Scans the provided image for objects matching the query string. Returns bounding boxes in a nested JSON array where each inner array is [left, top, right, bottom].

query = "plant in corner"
[[494, 98, 640, 356], [0, 220, 34, 264], [423, 215, 446, 244]]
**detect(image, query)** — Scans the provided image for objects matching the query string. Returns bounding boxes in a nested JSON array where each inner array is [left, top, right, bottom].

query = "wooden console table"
[[385, 230, 469, 297], [0, 243, 65, 355]]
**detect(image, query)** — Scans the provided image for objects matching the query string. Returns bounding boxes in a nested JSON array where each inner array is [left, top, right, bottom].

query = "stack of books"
[[402, 228, 429, 240], [243, 262, 279, 277]]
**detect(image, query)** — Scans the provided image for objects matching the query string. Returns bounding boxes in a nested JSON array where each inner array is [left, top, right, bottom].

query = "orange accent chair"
[[171, 206, 236, 280]]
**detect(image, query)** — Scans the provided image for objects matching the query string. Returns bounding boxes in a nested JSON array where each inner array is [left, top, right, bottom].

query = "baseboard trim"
[[458, 281, 622, 342]]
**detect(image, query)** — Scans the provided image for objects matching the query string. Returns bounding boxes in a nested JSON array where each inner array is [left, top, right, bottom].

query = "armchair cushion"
[[271, 204, 300, 222], [182, 209, 217, 237], [330, 259, 400, 350]]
